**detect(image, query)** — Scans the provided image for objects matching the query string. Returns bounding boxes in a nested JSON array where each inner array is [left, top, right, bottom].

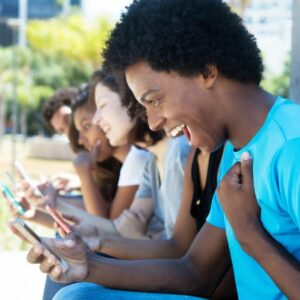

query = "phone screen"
[[0, 183, 25, 215]]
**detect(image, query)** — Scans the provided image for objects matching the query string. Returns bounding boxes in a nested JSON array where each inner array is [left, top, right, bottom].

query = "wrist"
[[84, 251, 102, 282], [74, 164, 93, 172], [236, 221, 266, 254]]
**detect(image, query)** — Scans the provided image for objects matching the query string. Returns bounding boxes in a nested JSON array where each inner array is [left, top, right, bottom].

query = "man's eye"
[[150, 99, 160, 107]]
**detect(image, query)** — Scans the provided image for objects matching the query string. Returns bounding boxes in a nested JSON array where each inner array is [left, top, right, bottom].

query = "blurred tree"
[[0, 14, 112, 136], [262, 56, 290, 99], [228, 0, 251, 18]]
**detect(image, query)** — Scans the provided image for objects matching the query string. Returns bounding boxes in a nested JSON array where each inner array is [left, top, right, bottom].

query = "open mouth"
[[169, 124, 186, 137], [182, 125, 191, 142]]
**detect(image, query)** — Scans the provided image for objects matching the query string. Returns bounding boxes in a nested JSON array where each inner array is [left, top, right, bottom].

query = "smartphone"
[[0, 182, 26, 215], [46, 205, 72, 234], [14, 161, 43, 198], [11, 218, 69, 271]]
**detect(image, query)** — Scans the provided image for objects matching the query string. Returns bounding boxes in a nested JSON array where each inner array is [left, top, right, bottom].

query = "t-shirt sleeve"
[[118, 146, 150, 187], [273, 138, 300, 229]]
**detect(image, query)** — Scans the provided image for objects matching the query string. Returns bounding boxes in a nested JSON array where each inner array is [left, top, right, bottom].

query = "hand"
[[114, 209, 148, 239], [38, 182, 59, 207], [55, 214, 102, 252], [17, 180, 46, 207], [2, 188, 31, 218], [50, 173, 81, 192], [73, 151, 95, 172], [26, 233, 90, 283], [217, 152, 261, 244]]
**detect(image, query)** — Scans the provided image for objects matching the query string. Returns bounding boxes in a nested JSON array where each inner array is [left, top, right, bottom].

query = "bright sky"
[[82, 0, 134, 22]]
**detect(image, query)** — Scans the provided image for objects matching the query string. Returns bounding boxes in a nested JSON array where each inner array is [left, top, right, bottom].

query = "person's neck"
[[221, 82, 276, 150], [147, 136, 168, 160], [147, 136, 169, 179], [113, 144, 131, 162]]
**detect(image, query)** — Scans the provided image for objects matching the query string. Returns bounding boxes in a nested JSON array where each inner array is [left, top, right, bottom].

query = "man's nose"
[[147, 110, 165, 131]]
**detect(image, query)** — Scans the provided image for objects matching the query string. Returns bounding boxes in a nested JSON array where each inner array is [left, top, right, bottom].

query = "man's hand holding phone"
[[26, 230, 90, 283]]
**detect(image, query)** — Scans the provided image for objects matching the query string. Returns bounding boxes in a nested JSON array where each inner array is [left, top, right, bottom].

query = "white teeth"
[[170, 124, 185, 137]]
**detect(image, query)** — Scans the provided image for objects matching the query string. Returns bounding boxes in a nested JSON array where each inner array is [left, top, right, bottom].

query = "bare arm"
[[218, 154, 300, 299], [74, 152, 110, 217], [88, 224, 230, 297], [241, 225, 300, 299], [100, 149, 197, 259], [24, 208, 55, 229], [109, 185, 139, 219], [27, 223, 230, 298]]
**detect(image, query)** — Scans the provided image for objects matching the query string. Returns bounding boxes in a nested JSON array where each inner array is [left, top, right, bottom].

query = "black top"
[[190, 146, 224, 231]]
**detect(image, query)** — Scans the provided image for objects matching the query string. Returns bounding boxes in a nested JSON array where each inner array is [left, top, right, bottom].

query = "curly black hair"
[[42, 87, 79, 132], [103, 0, 263, 84]]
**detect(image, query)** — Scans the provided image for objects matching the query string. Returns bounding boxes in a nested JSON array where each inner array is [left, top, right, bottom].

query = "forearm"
[[240, 225, 300, 298], [55, 200, 118, 235], [78, 171, 109, 217], [101, 236, 183, 259], [25, 209, 55, 229], [85, 253, 202, 296]]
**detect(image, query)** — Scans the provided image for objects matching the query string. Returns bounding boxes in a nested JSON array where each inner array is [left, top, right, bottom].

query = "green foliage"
[[0, 14, 113, 135], [262, 57, 290, 98]]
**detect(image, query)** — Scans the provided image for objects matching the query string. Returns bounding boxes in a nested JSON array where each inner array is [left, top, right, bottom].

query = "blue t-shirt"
[[207, 97, 300, 299]]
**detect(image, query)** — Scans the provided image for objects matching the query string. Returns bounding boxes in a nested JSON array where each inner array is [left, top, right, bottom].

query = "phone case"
[[12, 218, 69, 271], [46, 205, 72, 234]]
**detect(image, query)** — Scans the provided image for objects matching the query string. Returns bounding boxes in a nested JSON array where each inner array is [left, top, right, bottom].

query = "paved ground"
[[0, 251, 46, 299]]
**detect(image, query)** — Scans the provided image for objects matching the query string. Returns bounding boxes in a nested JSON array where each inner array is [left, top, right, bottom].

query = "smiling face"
[[73, 106, 115, 162], [93, 82, 135, 147], [50, 106, 72, 136], [125, 61, 226, 151]]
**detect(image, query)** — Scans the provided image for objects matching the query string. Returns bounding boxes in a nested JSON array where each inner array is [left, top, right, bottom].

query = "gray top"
[[135, 135, 191, 238]]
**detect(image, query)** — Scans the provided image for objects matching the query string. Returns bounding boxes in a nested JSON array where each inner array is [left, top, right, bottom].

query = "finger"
[[27, 243, 45, 264], [61, 214, 81, 225], [240, 152, 253, 188], [39, 254, 59, 273], [50, 265, 64, 281], [134, 211, 147, 223], [225, 162, 242, 186]]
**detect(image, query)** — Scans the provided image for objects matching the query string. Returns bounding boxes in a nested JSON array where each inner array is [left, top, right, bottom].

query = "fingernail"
[[241, 152, 252, 161], [65, 239, 75, 248], [34, 245, 42, 254]]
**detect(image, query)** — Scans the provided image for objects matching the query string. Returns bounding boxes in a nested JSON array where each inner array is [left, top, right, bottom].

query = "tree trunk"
[[290, 0, 300, 103], [20, 107, 27, 138]]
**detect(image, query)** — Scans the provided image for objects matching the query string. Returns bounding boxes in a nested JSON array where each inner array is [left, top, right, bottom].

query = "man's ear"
[[195, 65, 218, 89]]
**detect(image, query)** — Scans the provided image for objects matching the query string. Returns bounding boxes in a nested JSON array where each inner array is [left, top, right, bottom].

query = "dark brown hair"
[[42, 87, 79, 132], [90, 69, 165, 146], [69, 84, 122, 202]]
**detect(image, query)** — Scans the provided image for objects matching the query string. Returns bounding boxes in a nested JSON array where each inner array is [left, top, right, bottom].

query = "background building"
[[0, 0, 81, 46], [243, 0, 292, 74]]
